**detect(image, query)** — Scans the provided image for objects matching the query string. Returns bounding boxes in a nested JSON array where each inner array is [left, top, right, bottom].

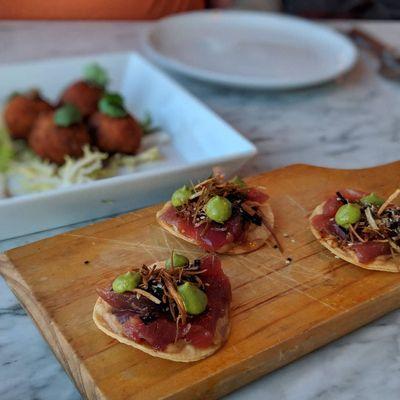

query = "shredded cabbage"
[[6, 142, 163, 197], [0, 115, 164, 198], [115, 146, 161, 170], [58, 145, 109, 186]]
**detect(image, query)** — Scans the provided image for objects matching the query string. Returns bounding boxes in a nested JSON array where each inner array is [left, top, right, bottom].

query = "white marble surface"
[[1, 20, 400, 400]]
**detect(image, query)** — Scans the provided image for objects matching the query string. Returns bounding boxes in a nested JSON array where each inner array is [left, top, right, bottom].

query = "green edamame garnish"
[[84, 63, 109, 88], [171, 185, 193, 208], [178, 282, 208, 315], [205, 195, 232, 224], [112, 271, 141, 293], [335, 203, 361, 229], [361, 193, 384, 207], [98, 93, 128, 118], [230, 176, 246, 188], [54, 104, 82, 127], [165, 253, 189, 270], [7, 91, 20, 101]]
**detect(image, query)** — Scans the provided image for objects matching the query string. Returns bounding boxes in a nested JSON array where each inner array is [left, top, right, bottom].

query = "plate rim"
[[144, 10, 358, 89]]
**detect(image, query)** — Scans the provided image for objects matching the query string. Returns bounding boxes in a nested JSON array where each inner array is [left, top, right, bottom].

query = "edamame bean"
[[205, 195, 232, 223], [230, 176, 246, 188], [112, 271, 141, 293], [165, 253, 189, 269], [335, 203, 361, 229], [171, 185, 193, 208], [361, 193, 384, 207], [178, 282, 208, 315]]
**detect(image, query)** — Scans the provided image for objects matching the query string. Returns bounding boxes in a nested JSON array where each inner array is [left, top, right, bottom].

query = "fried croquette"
[[29, 111, 90, 164], [4, 90, 53, 140], [90, 112, 143, 154], [60, 81, 104, 118]]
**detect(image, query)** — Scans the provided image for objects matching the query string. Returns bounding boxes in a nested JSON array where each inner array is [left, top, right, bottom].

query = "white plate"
[[144, 10, 357, 89], [0, 52, 256, 240]]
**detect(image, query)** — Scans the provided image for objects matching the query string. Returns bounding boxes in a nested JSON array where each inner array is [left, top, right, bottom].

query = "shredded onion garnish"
[[132, 288, 161, 304], [128, 257, 206, 326], [365, 207, 378, 230], [259, 208, 283, 253], [389, 240, 400, 253], [378, 188, 400, 216], [349, 224, 365, 243]]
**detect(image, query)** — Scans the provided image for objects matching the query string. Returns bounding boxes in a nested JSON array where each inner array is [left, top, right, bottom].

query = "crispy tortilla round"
[[93, 262, 231, 362], [310, 202, 400, 273], [156, 199, 274, 255]]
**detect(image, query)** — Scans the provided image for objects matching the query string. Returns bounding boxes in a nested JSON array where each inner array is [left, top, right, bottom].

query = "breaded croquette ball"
[[59, 63, 108, 118], [60, 81, 103, 118], [29, 104, 90, 165], [91, 113, 143, 154], [4, 90, 53, 140], [90, 93, 142, 154]]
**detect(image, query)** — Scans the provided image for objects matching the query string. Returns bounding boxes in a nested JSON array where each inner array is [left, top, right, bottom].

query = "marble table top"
[[1, 19, 400, 400]]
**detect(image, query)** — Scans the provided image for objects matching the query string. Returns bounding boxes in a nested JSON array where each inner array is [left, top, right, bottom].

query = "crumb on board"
[[101, 199, 115, 204], [84, 260, 90, 265]]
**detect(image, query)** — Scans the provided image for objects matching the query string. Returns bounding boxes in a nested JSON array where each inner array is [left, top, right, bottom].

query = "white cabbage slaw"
[[0, 125, 168, 198]]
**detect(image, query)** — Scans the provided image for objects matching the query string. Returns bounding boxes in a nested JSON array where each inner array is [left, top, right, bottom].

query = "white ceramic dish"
[[144, 10, 357, 89], [0, 52, 256, 240]]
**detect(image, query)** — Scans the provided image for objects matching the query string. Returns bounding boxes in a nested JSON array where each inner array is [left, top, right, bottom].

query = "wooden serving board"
[[2, 162, 400, 400]]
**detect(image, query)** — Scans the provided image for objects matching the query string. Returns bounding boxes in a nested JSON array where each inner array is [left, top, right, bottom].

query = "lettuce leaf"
[[0, 126, 14, 173]]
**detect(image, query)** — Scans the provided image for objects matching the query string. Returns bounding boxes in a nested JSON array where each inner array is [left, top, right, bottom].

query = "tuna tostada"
[[310, 188, 400, 272], [156, 174, 275, 254], [93, 253, 231, 362]]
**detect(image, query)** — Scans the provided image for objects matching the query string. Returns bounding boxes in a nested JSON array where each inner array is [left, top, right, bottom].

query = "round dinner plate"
[[144, 10, 357, 89]]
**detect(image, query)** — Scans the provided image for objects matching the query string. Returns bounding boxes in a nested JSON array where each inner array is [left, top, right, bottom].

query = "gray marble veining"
[[1, 20, 400, 400]]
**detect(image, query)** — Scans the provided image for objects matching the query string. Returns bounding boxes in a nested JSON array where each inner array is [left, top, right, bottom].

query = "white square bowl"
[[0, 52, 256, 240]]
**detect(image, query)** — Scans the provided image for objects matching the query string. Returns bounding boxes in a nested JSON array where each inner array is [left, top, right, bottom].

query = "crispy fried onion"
[[378, 189, 400, 216], [364, 207, 378, 230], [131, 260, 206, 325], [131, 288, 161, 304], [258, 207, 282, 252], [389, 240, 400, 253]]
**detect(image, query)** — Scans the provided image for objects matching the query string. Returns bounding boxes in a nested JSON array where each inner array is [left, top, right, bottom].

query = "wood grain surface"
[[1, 162, 400, 400]]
